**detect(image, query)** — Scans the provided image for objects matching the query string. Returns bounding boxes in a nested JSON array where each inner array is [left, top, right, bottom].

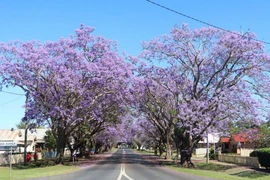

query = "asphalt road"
[[29, 149, 213, 180]]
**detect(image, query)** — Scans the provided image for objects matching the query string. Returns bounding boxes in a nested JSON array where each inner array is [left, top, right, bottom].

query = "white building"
[[195, 133, 220, 157], [0, 129, 47, 154]]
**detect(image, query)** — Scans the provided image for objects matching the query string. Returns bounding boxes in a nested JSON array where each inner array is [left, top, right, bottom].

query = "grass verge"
[[135, 149, 270, 180], [134, 149, 155, 155], [0, 164, 79, 180], [167, 164, 270, 180], [0, 150, 115, 180], [0, 158, 80, 180]]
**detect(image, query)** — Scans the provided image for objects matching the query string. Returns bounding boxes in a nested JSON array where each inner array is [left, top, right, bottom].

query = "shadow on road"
[[95, 149, 160, 167]]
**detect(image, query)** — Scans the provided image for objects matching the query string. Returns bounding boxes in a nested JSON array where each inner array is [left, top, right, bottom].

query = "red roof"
[[232, 134, 248, 143], [221, 137, 230, 143], [221, 130, 260, 144]]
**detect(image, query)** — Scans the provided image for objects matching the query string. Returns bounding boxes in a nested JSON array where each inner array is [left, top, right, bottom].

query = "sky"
[[1, 0, 270, 129]]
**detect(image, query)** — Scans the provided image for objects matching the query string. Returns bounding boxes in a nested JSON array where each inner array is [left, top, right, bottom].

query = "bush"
[[209, 149, 218, 160], [27, 159, 56, 168], [222, 149, 229, 153], [249, 151, 258, 157], [250, 148, 270, 169]]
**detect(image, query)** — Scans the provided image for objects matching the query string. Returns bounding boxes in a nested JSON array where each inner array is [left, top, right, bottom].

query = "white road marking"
[[117, 164, 134, 180], [116, 149, 134, 180]]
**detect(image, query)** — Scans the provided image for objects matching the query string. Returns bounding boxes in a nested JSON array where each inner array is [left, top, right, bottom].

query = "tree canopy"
[[1, 24, 270, 165], [131, 24, 270, 164]]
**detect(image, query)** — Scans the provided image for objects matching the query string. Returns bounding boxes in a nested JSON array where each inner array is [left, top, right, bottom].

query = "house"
[[220, 134, 255, 155], [0, 129, 24, 153], [195, 133, 220, 157], [0, 129, 47, 154], [18, 129, 47, 152]]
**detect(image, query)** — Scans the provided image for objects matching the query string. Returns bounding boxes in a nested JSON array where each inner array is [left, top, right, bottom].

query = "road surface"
[[29, 149, 213, 180]]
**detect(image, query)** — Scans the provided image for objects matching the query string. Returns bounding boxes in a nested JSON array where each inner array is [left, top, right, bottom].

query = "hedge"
[[250, 148, 270, 169]]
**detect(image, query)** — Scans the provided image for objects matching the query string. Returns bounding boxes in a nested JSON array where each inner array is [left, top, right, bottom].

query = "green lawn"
[[134, 149, 155, 154], [0, 165, 79, 180], [135, 149, 270, 180], [0, 149, 116, 180], [167, 163, 270, 180]]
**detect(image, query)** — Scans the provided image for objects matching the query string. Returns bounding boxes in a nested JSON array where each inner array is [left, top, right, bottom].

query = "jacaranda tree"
[[0, 25, 133, 163], [135, 24, 270, 166], [131, 77, 175, 159]]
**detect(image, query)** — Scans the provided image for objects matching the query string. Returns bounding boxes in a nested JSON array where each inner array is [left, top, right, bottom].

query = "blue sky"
[[1, 0, 270, 129]]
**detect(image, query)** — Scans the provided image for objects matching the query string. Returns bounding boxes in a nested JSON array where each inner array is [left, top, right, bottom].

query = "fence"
[[0, 150, 73, 165], [0, 153, 24, 165], [44, 151, 57, 159], [218, 154, 260, 168], [0, 152, 46, 165], [240, 149, 254, 157]]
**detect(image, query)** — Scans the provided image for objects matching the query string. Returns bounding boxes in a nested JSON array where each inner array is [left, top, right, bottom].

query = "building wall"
[[241, 143, 254, 149], [221, 140, 254, 154]]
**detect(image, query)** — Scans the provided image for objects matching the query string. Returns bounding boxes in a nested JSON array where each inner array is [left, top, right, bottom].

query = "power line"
[[0, 90, 25, 96], [146, 0, 270, 45], [0, 96, 23, 107]]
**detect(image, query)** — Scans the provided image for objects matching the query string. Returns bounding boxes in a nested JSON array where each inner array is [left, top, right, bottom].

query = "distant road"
[[29, 149, 213, 180]]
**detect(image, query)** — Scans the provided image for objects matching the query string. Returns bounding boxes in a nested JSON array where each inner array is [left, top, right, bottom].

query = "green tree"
[[256, 122, 270, 148], [44, 130, 56, 151], [16, 121, 27, 129]]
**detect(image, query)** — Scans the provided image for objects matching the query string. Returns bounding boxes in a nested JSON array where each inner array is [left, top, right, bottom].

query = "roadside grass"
[[231, 170, 270, 179], [134, 149, 270, 180], [0, 149, 116, 180], [195, 162, 235, 171], [0, 164, 79, 180], [134, 149, 155, 155], [167, 164, 270, 180], [0, 158, 81, 180]]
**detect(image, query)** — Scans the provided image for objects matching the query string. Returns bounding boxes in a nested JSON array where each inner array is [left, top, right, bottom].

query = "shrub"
[[27, 159, 56, 168], [250, 148, 270, 169], [209, 148, 218, 160], [222, 149, 229, 153], [249, 151, 258, 157]]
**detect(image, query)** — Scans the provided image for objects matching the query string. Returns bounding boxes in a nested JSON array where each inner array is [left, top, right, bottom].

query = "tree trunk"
[[179, 133, 194, 167], [154, 145, 158, 156], [55, 128, 66, 164], [165, 143, 171, 159], [180, 148, 193, 167], [158, 139, 163, 156], [175, 148, 179, 163], [165, 133, 172, 160], [137, 144, 141, 151], [158, 145, 163, 156], [104, 144, 108, 152]]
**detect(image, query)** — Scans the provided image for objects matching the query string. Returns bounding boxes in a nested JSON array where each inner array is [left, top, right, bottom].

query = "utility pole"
[[9, 147, 12, 178], [10, 128, 14, 178], [206, 133, 209, 163], [23, 92, 29, 166], [24, 124, 28, 165]]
